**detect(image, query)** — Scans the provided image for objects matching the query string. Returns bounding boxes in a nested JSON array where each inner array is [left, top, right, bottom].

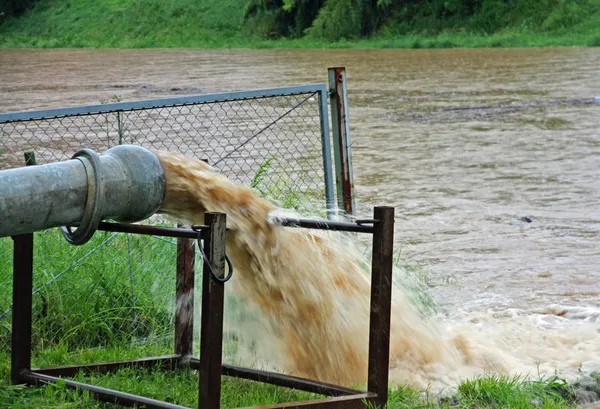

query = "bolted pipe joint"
[[0, 145, 166, 245]]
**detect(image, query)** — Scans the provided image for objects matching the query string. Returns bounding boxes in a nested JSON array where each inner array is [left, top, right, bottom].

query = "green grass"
[[0, 345, 589, 408], [0, 346, 322, 408], [0, 227, 179, 355], [0, 0, 599, 48]]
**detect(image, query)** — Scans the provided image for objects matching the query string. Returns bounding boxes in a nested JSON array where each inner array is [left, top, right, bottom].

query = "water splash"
[[154, 150, 600, 392]]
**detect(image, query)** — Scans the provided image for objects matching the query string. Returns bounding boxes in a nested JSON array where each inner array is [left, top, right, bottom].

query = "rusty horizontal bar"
[[270, 216, 375, 233], [33, 355, 181, 377], [187, 358, 362, 397], [98, 222, 201, 239], [222, 364, 361, 397], [235, 393, 376, 409], [97, 222, 233, 239], [23, 371, 193, 409]]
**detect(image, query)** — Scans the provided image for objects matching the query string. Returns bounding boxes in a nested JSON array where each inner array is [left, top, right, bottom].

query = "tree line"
[[0, 0, 590, 41], [243, 0, 588, 40], [0, 0, 36, 18]]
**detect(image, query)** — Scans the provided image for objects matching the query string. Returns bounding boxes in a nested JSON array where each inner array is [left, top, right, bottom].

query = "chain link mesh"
[[0, 89, 332, 364]]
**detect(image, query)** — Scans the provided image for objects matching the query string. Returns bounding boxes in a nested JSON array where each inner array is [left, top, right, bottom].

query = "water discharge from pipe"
[[154, 150, 599, 392]]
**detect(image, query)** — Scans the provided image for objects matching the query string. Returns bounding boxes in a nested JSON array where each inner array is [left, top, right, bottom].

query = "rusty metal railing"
[[10, 206, 395, 409]]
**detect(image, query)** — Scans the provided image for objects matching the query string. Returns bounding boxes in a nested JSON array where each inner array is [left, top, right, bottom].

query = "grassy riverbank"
[[0, 0, 599, 49], [0, 213, 598, 409], [1, 346, 596, 409]]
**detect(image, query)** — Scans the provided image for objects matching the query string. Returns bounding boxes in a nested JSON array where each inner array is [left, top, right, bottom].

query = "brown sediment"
[[155, 150, 370, 385], [153, 150, 596, 391]]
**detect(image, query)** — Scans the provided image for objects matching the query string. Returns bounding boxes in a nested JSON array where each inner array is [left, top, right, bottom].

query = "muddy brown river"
[[1, 48, 599, 385]]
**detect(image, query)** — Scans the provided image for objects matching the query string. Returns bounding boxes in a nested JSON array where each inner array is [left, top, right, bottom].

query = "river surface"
[[1, 48, 599, 382]]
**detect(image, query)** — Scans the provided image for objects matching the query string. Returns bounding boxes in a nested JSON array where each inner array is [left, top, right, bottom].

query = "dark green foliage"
[[244, 0, 325, 38], [305, 0, 362, 40], [0, 0, 36, 19], [0, 0, 599, 47], [244, 0, 391, 39], [243, 0, 600, 41]]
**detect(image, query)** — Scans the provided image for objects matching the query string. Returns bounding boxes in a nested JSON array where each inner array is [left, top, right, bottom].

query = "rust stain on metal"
[[175, 235, 195, 357], [329, 67, 356, 215]]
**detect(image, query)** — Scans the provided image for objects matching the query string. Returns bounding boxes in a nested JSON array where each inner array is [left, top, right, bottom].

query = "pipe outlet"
[[0, 145, 166, 245]]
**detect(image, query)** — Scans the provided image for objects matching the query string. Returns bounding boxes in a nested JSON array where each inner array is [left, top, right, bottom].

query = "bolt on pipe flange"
[[61, 149, 106, 246]]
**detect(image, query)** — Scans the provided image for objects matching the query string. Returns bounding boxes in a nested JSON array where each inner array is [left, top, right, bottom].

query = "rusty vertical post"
[[328, 67, 356, 216], [198, 212, 227, 409], [175, 232, 195, 357], [11, 152, 36, 385], [367, 206, 395, 408], [175, 159, 208, 357]]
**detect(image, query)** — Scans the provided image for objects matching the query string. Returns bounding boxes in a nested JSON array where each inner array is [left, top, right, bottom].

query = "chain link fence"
[[0, 84, 337, 365]]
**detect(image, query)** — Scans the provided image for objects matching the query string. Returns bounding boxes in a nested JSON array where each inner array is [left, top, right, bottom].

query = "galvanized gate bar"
[[328, 67, 356, 216], [0, 84, 328, 122], [318, 88, 337, 218]]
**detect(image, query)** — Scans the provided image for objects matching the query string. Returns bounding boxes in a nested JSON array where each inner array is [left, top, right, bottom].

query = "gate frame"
[[11, 207, 395, 409], [0, 83, 339, 218]]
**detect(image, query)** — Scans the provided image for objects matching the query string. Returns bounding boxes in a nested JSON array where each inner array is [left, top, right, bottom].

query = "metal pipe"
[[0, 145, 166, 245], [269, 215, 375, 234]]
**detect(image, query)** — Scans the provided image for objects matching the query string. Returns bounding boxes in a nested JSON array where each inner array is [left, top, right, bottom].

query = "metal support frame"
[[198, 212, 227, 409], [328, 67, 356, 216], [175, 233, 195, 357], [10, 206, 395, 409]]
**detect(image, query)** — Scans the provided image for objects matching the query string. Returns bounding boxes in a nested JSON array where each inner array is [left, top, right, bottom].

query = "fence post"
[[318, 87, 337, 219], [11, 152, 36, 385], [117, 112, 124, 145], [175, 232, 195, 357], [367, 206, 394, 408], [328, 67, 356, 217], [175, 159, 208, 357], [198, 212, 227, 409]]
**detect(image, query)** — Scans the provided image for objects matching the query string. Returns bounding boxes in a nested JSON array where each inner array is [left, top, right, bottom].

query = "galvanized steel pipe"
[[0, 145, 166, 245]]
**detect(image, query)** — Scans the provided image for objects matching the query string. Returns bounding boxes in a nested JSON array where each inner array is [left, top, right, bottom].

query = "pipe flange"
[[61, 149, 105, 246]]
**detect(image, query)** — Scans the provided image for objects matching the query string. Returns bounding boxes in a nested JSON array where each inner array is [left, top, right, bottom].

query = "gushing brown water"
[[156, 150, 376, 385], [152, 150, 569, 391], [2, 48, 599, 392]]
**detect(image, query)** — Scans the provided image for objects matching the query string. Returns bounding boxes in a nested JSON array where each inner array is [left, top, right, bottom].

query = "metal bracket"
[[192, 226, 234, 283]]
